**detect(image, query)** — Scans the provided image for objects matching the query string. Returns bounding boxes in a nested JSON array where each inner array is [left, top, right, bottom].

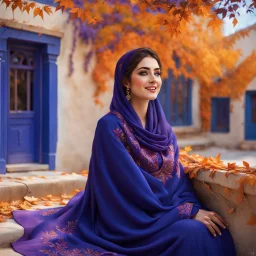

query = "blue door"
[[245, 91, 256, 140], [7, 44, 40, 164]]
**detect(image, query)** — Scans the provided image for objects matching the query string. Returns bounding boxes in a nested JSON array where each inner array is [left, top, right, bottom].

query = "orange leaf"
[[224, 187, 232, 196], [0, 215, 6, 223], [184, 146, 192, 153], [228, 208, 235, 214], [209, 169, 216, 178], [33, 7, 41, 17], [28, 2, 35, 8], [24, 196, 38, 203], [243, 161, 250, 170], [44, 201, 52, 206], [232, 18, 238, 27], [43, 5, 52, 15], [247, 214, 256, 226], [215, 153, 221, 163]]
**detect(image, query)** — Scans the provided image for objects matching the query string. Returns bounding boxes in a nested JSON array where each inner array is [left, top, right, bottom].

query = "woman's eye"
[[155, 72, 161, 76], [139, 71, 147, 75]]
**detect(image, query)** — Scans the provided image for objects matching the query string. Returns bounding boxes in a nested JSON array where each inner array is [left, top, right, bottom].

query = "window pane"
[[30, 71, 34, 111], [170, 78, 176, 123], [212, 98, 229, 132], [9, 69, 15, 111], [17, 69, 27, 111], [252, 95, 256, 123], [177, 78, 183, 123]]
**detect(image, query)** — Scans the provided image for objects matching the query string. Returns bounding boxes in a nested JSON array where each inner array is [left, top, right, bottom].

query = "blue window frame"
[[245, 91, 256, 140], [211, 97, 230, 132]]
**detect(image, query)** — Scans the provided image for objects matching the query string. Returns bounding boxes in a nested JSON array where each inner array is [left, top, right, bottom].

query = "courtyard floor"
[[193, 147, 256, 167]]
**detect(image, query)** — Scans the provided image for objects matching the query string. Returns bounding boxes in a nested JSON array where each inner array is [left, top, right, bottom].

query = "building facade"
[[0, 1, 255, 174]]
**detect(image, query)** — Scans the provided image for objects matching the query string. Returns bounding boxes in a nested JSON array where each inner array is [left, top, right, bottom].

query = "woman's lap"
[[161, 219, 236, 256]]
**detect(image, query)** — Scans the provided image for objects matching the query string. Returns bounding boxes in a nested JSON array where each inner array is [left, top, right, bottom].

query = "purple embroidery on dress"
[[177, 203, 193, 219], [112, 111, 175, 185], [40, 220, 116, 256], [56, 220, 78, 234], [40, 208, 60, 216], [176, 160, 181, 179]]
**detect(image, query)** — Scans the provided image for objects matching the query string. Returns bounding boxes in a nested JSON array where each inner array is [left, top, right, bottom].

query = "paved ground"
[[192, 147, 256, 167]]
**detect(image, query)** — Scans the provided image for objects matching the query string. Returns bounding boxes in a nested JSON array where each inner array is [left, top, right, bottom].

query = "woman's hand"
[[192, 209, 228, 237]]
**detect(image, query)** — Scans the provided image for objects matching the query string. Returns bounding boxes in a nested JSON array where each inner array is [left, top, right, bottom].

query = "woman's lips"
[[145, 86, 156, 92]]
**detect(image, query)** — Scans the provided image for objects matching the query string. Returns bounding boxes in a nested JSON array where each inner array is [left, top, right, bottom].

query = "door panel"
[[7, 45, 38, 164], [8, 113, 35, 163], [245, 91, 256, 140]]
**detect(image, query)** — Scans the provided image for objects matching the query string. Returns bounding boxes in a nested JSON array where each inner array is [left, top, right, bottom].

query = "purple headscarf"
[[110, 48, 173, 152]]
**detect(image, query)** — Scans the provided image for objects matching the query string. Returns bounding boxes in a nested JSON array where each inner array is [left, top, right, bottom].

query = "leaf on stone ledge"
[[0, 215, 6, 222], [247, 214, 256, 226], [24, 196, 39, 203], [228, 208, 235, 214]]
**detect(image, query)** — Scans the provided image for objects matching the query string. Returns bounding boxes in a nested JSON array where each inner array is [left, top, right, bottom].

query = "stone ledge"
[[0, 171, 87, 202], [177, 135, 214, 150], [6, 164, 49, 173], [192, 173, 256, 256], [194, 169, 256, 196]]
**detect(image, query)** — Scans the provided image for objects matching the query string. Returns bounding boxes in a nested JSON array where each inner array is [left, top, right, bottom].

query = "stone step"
[[0, 203, 65, 252], [0, 171, 87, 202], [173, 126, 201, 137], [6, 164, 49, 173], [177, 135, 214, 150], [240, 141, 256, 150], [0, 219, 24, 248], [0, 247, 21, 256]]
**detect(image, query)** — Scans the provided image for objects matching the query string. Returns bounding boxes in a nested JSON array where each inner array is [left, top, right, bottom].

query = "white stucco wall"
[[209, 28, 256, 148], [0, 3, 112, 173]]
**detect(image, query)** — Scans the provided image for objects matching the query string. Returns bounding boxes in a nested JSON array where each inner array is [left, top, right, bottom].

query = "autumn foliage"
[[1, 0, 256, 129]]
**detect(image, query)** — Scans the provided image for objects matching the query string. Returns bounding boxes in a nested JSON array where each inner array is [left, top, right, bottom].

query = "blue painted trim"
[[0, 27, 60, 173], [245, 91, 256, 140], [41, 54, 58, 170], [211, 97, 230, 133], [0, 41, 8, 174], [32, 0, 57, 7]]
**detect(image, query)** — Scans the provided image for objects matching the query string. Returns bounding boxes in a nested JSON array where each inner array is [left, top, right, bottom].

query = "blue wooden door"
[[245, 91, 256, 140], [7, 45, 40, 164]]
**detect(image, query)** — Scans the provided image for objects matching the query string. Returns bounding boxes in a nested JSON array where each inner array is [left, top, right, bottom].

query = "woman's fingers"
[[209, 220, 221, 236], [213, 212, 228, 226], [211, 215, 226, 229], [204, 221, 216, 237]]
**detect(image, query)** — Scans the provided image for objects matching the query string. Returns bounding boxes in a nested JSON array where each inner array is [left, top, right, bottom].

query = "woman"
[[11, 48, 236, 256]]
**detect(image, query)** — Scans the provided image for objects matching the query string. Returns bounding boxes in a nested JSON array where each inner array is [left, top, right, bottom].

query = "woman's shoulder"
[[97, 112, 121, 131]]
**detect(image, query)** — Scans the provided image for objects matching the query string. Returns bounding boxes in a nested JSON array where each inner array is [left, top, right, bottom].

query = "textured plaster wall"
[[0, 4, 112, 172], [209, 29, 256, 148]]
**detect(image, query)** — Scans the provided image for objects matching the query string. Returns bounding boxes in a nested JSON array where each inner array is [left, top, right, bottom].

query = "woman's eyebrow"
[[137, 67, 160, 70]]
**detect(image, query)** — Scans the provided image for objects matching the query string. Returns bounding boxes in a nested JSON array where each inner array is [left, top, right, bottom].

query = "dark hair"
[[122, 47, 162, 86]]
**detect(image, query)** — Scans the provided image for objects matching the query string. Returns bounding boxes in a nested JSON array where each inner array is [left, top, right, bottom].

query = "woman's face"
[[126, 56, 162, 102]]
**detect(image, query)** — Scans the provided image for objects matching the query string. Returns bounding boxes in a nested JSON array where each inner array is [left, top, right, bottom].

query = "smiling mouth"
[[145, 87, 157, 92]]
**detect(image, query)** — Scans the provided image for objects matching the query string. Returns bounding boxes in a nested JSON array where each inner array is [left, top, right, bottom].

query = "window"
[[211, 97, 230, 132], [170, 75, 192, 126], [9, 50, 35, 111]]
